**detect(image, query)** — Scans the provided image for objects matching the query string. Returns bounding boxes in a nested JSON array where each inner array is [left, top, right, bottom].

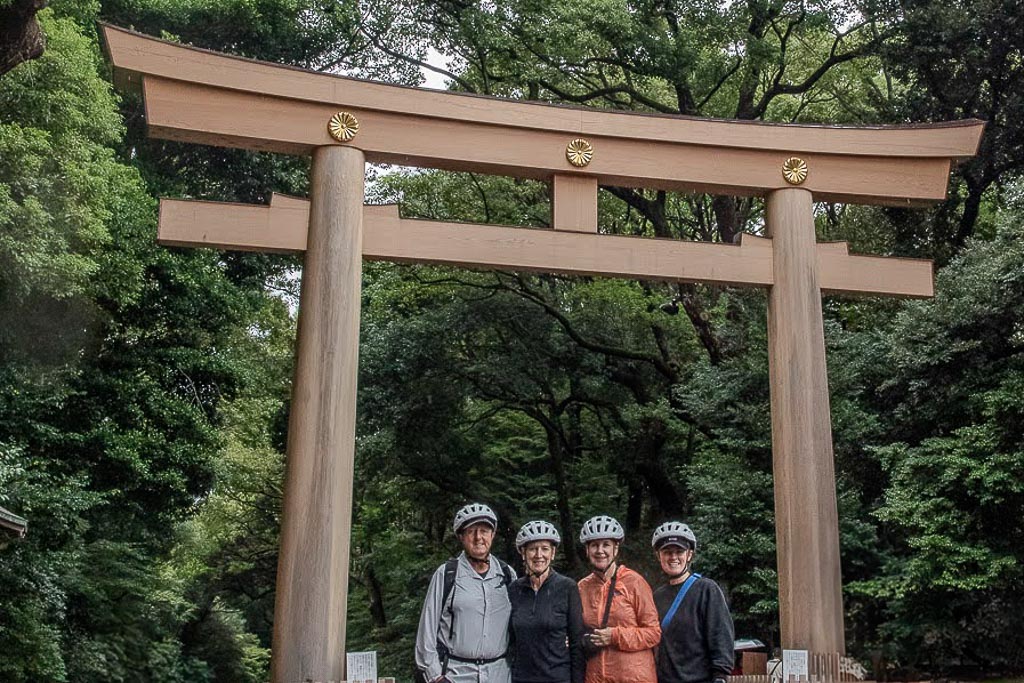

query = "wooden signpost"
[[102, 24, 984, 683]]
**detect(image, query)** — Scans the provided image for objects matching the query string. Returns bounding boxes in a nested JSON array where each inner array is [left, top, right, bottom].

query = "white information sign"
[[347, 651, 378, 683], [782, 649, 809, 682]]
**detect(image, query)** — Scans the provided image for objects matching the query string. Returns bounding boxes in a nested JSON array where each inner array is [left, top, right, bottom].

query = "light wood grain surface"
[[158, 196, 933, 298], [100, 24, 984, 206], [766, 188, 846, 654], [270, 147, 364, 683], [102, 24, 982, 158]]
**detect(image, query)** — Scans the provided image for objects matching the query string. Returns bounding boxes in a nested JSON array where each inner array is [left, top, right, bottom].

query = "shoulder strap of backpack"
[[497, 559, 512, 588], [442, 558, 459, 640], [442, 558, 459, 605], [442, 556, 509, 642]]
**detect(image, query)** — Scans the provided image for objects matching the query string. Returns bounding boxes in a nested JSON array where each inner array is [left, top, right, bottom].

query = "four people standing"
[[416, 506, 735, 683]]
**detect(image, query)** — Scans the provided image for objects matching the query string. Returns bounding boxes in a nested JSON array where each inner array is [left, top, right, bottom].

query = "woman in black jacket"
[[650, 521, 734, 683], [509, 521, 585, 683]]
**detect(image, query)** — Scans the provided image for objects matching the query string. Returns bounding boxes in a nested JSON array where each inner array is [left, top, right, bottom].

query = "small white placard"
[[347, 651, 377, 683], [783, 649, 808, 681]]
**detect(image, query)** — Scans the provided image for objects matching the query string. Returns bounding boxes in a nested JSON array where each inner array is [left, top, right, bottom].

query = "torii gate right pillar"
[[766, 187, 846, 653]]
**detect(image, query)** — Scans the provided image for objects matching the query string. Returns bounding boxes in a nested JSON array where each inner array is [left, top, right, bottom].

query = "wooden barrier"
[[730, 675, 774, 683], [728, 677, 873, 683], [729, 652, 868, 683], [812, 652, 842, 682], [742, 651, 769, 675]]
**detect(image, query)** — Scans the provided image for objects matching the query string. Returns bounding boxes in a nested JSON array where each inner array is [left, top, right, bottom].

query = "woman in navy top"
[[508, 521, 585, 683]]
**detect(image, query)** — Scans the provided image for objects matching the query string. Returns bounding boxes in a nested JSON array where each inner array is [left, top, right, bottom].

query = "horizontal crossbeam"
[[158, 196, 934, 298], [101, 25, 983, 207]]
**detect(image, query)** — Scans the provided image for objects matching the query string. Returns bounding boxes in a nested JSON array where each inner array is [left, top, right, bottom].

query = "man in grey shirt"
[[416, 503, 517, 683]]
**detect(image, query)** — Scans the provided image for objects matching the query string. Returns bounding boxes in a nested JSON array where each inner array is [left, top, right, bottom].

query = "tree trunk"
[[365, 565, 387, 629], [548, 408, 578, 571], [954, 175, 985, 248], [712, 195, 740, 244], [626, 478, 644, 533], [635, 417, 684, 515], [678, 285, 723, 365], [0, 0, 47, 77]]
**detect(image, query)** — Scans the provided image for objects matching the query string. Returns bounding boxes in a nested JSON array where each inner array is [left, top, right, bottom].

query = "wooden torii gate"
[[102, 24, 983, 683]]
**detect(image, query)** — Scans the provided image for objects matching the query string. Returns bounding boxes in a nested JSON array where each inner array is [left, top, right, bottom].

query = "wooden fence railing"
[[730, 651, 868, 683], [293, 652, 871, 683]]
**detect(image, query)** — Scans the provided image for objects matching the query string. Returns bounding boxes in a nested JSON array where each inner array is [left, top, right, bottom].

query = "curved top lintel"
[[101, 23, 983, 161]]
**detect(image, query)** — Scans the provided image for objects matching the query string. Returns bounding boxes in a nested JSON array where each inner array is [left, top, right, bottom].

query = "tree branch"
[[538, 79, 678, 114], [506, 274, 677, 379], [356, 23, 479, 93]]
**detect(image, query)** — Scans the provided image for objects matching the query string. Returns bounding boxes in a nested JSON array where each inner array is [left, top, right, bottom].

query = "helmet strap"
[[521, 542, 557, 581], [602, 559, 619, 580], [530, 565, 551, 580], [658, 545, 693, 581], [600, 547, 619, 579], [467, 555, 490, 573], [665, 558, 691, 580]]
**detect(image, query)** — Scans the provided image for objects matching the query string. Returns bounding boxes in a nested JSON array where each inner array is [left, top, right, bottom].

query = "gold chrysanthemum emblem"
[[566, 138, 594, 167], [782, 157, 808, 185], [328, 111, 359, 142]]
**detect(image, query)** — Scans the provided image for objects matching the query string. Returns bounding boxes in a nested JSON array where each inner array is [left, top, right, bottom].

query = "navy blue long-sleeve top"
[[509, 570, 585, 683], [653, 576, 735, 683]]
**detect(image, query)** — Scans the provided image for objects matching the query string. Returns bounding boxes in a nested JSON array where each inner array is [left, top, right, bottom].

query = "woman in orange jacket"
[[577, 516, 661, 683]]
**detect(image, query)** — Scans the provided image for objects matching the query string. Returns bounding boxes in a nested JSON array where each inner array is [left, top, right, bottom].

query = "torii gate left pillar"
[[270, 147, 365, 682]]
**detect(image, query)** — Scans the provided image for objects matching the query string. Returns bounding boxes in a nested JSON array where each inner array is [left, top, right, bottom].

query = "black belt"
[[446, 653, 506, 666]]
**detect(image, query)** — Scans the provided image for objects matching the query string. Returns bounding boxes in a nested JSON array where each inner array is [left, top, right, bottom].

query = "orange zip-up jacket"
[[578, 564, 661, 683]]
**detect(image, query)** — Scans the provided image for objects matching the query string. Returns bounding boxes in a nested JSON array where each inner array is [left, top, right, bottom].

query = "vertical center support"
[[765, 187, 846, 655], [270, 145, 366, 683]]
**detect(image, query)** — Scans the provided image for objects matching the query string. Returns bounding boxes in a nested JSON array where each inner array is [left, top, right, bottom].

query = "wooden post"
[[765, 188, 845, 654], [552, 174, 598, 232], [270, 145, 365, 683]]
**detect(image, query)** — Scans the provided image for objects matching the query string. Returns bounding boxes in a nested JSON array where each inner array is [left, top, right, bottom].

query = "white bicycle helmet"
[[452, 502, 498, 534], [579, 515, 625, 544], [651, 521, 697, 551], [516, 520, 561, 550]]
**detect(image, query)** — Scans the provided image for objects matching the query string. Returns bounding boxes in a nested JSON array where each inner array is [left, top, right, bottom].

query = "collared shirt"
[[508, 569, 585, 683], [416, 552, 517, 683]]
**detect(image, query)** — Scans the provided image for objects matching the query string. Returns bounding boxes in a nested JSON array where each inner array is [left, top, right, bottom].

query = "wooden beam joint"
[[552, 174, 598, 233]]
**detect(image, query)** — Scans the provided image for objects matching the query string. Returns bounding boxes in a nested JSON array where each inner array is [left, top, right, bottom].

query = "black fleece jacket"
[[653, 576, 735, 683], [509, 570, 585, 683]]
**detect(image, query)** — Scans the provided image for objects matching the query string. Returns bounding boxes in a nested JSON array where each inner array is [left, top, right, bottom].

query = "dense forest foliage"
[[2, 0, 1023, 681]]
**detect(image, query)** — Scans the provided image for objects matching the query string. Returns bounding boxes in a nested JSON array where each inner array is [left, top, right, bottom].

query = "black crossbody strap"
[[599, 566, 619, 628]]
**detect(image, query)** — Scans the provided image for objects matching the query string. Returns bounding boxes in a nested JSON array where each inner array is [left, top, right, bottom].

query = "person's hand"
[[432, 676, 451, 683], [589, 627, 614, 647]]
